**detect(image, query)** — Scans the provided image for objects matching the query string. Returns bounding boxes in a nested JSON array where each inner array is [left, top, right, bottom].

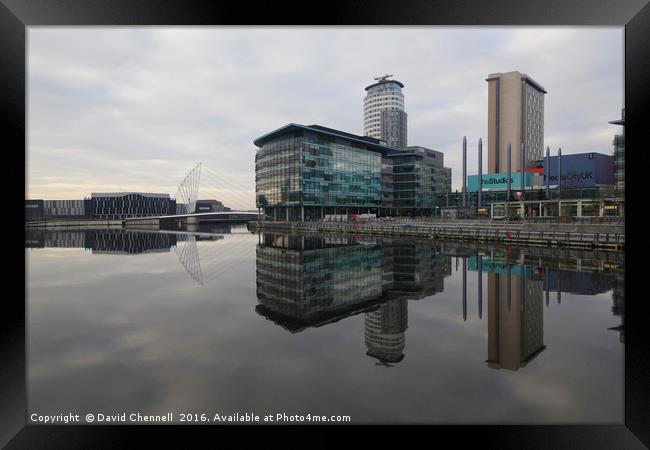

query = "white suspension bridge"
[[124, 162, 259, 227], [174, 162, 257, 215]]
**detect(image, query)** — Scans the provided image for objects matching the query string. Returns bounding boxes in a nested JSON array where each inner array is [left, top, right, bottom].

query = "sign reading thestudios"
[[467, 172, 533, 192], [469, 170, 599, 191]]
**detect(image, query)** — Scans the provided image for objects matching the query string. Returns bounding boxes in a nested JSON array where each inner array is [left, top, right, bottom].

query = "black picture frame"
[[4, 0, 648, 447]]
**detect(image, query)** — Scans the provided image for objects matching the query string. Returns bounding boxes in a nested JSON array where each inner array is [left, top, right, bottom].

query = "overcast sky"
[[27, 27, 624, 207]]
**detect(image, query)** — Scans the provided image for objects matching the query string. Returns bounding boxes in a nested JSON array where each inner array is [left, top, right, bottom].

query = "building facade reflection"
[[485, 268, 545, 371], [255, 232, 450, 365], [27, 229, 624, 368], [364, 299, 407, 366], [25, 229, 177, 253], [610, 271, 625, 343], [464, 252, 624, 370], [255, 233, 384, 332], [25, 228, 243, 287], [86, 229, 177, 254]]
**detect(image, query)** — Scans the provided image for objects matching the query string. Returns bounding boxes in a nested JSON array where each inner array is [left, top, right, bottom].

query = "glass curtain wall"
[[256, 131, 382, 220]]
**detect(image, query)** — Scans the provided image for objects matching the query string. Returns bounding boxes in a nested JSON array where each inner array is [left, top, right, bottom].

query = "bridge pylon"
[[175, 162, 202, 214]]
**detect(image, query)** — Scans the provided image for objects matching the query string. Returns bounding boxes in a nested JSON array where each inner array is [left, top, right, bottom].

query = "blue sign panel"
[[543, 153, 614, 188]]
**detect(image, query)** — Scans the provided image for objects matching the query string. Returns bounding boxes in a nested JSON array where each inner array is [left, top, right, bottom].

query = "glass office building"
[[91, 192, 176, 219], [390, 151, 452, 215], [609, 109, 625, 196], [254, 124, 452, 220], [255, 124, 388, 221]]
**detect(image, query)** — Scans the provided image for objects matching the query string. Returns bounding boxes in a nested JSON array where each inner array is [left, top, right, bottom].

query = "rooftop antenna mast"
[[373, 74, 393, 82]]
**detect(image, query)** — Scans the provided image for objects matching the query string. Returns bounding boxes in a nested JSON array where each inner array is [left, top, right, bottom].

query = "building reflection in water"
[[255, 233, 385, 332], [255, 233, 625, 369], [485, 264, 545, 371], [610, 271, 625, 343], [255, 233, 450, 366], [25, 228, 178, 253], [26, 228, 625, 367], [364, 299, 407, 366], [24, 224, 244, 253], [464, 252, 624, 370], [25, 228, 227, 285]]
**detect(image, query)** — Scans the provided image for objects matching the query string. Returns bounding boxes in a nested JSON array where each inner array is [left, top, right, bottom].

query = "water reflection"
[[26, 225, 248, 285], [253, 232, 624, 370], [25, 228, 177, 253], [255, 234, 385, 333], [25, 227, 626, 359], [25, 227, 625, 422], [254, 234, 451, 366]]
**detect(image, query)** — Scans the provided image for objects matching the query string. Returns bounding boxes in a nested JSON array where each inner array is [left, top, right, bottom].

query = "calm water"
[[25, 225, 624, 424]]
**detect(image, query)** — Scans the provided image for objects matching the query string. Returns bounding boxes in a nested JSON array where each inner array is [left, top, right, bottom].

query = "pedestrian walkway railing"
[[250, 220, 624, 250]]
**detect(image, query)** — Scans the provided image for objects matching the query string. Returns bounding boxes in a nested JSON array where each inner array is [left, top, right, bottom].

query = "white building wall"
[[363, 80, 406, 146]]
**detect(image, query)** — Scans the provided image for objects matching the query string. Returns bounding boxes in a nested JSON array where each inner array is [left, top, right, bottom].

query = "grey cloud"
[[28, 27, 623, 202]]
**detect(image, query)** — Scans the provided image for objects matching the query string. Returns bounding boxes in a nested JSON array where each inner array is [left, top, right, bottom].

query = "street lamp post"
[[542, 146, 549, 217], [507, 142, 512, 218], [556, 147, 563, 217], [478, 138, 483, 211], [462, 136, 467, 208]]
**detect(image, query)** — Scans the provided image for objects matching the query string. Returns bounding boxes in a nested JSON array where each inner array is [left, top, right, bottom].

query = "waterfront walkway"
[[249, 219, 624, 251], [25, 219, 123, 228]]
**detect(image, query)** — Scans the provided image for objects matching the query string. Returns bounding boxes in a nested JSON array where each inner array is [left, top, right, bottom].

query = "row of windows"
[[256, 135, 451, 210], [365, 87, 402, 96], [364, 94, 403, 102], [364, 101, 404, 112], [256, 136, 382, 208], [364, 104, 404, 114]]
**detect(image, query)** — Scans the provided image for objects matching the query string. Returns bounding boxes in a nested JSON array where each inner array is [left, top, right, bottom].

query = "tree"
[[257, 195, 268, 207]]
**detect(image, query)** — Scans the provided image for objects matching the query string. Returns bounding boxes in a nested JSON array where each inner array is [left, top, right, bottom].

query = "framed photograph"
[[6, 0, 648, 447]]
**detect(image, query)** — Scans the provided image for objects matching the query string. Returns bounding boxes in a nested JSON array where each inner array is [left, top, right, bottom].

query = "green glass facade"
[[388, 153, 451, 215], [302, 134, 381, 209], [255, 233, 384, 331], [613, 134, 624, 194], [609, 109, 625, 197], [255, 125, 384, 221], [255, 232, 451, 334], [255, 124, 452, 220]]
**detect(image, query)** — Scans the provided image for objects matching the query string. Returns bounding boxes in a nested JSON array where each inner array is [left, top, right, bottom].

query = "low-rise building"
[[195, 199, 231, 213], [389, 148, 451, 216], [26, 199, 91, 220], [90, 192, 176, 219], [25, 199, 44, 221], [467, 152, 614, 195]]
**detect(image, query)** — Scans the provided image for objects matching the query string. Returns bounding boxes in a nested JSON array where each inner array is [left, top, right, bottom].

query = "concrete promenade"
[[249, 218, 625, 251], [25, 219, 123, 228]]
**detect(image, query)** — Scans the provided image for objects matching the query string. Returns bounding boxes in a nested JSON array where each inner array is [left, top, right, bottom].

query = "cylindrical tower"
[[462, 136, 467, 207], [478, 138, 483, 208], [545, 146, 550, 199], [558, 147, 562, 199], [363, 75, 407, 149], [507, 142, 512, 202]]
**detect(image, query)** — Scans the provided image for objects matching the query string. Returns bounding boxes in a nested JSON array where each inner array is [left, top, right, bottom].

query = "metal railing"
[[524, 216, 624, 225], [251, 220, 624, 249]]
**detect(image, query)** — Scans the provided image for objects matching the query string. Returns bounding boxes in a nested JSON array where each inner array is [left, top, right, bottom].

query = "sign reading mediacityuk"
[[467, 172, 534, 192], [546, 171, 593, 184], [543, 153, 614, 188]]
